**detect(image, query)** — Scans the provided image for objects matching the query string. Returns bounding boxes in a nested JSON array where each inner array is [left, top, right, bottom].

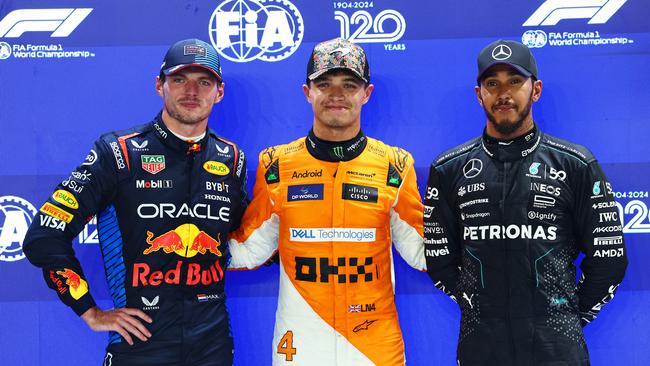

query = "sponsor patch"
[[290, 228, 376, 242], [52, 190, 78, 209], [342, 183, 378, 203], [136, 180, 173, 189], [141, 155, 166, 174], [291, 169, 323, 179], [40, 202, 74, 223], [288, 184, 324, 201], [533, 195, 556, 209], [594, 236, 623, 246], [203, 161, 230, 176]]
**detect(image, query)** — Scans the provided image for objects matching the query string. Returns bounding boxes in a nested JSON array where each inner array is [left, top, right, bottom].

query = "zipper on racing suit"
[[500, 160, 517, 359]]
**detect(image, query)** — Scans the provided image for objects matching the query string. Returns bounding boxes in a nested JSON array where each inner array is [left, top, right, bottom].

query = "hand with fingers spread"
[[81, 307, 153, 346]]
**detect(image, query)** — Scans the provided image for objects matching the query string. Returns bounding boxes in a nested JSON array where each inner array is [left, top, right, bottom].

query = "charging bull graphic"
[[143, 224, 222, 258], [56, 268, 89, 300]]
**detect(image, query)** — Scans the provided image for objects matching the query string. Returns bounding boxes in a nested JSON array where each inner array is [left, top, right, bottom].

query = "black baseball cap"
[[306, 38, 370, 83], [160, 39, 222, 81], [477, 39, 538, 84]]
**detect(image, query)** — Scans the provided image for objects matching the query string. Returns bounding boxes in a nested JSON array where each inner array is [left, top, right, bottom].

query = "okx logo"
[[208, 0, 304, 62], [0, 8, 93, 38], [0, 195, 37, 262], [523, 0, 627, 26]]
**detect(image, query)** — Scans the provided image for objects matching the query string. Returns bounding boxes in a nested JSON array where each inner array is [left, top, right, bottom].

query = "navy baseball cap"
[[160, 39, 222, 81], [477, 39, 538, 84]]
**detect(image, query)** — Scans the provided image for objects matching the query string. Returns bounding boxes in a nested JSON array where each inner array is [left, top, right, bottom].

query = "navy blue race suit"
[[24, 114, 248, 366], [424, 126, 627, 366]]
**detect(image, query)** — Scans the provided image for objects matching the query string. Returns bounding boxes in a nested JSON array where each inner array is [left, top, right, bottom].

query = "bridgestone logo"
[[463, 225, 557, 241], [290, 228, 376, 242]]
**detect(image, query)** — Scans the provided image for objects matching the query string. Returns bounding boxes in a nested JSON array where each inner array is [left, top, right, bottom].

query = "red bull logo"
[[134, 224, 226, 288], [132, 260, 225, 287], [143, 230, 183, 254], [190, 231, 222, 256], [143, 224, 222, 258], [55, 268, 88, 300]]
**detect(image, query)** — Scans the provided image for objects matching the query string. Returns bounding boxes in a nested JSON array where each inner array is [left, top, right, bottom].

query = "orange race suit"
[[228, 130, 426, 365]]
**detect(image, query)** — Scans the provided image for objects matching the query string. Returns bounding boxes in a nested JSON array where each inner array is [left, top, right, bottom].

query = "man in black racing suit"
[[424, 40, 628, 366], [23, 39, 248, 366]]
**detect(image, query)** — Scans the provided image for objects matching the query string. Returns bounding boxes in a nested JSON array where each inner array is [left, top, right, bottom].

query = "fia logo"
[[208, 0, 304, 62], [335, 9, 406, 43], [0, 196, 36, 262]]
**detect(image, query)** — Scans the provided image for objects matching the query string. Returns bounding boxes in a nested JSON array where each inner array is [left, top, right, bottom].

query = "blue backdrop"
[[1, 0, 648, 365]]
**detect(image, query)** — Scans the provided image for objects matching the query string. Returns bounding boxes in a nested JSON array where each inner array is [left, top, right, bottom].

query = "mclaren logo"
[[523, 0, 627, 26], [0, 8, 93, 38]]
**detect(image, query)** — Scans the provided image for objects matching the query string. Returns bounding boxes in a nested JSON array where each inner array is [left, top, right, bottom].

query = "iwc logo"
[[208, 0, 304, 62]]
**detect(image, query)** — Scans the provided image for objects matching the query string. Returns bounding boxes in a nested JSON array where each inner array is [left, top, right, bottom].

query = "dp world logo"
[[522, 30, 548, 48], [208, 0, 304, 63], [0, 195, 37, 262]]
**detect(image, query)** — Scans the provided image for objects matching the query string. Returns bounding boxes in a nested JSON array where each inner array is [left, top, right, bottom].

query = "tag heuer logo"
[[141, 155, 165, 174]]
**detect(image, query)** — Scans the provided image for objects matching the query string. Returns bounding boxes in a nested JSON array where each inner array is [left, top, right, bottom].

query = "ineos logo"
[[463, 159, 483, 178]]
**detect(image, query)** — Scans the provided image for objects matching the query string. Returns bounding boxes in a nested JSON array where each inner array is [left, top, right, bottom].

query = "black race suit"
[[424, 125, 627, 366], [24, 114, 248, 366]]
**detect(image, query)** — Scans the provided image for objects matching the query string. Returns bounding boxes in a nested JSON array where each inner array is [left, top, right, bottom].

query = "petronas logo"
[[332, 146, 344, 159]]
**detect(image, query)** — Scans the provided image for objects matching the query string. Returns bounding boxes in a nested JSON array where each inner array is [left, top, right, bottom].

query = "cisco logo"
[[208, 0, 304, 62]]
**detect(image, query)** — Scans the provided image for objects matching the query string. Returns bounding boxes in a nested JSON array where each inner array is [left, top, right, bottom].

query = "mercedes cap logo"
[[491, 44, 512, 61], [463, 159, 483, 178]]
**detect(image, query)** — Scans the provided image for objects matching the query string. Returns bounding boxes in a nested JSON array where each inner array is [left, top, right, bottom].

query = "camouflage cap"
[[306, 38, 370, 83]]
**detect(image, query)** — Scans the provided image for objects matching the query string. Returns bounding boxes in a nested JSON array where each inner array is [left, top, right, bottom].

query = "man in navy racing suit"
[[424, 40, 628, 365], [23, 39, 248, 366]]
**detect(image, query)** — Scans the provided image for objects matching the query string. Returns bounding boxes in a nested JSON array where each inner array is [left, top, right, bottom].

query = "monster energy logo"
[[332, 146, 344, 159]]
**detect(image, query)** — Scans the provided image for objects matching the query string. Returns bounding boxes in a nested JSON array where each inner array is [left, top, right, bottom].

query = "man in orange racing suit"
[[228, 38, 427, 366]]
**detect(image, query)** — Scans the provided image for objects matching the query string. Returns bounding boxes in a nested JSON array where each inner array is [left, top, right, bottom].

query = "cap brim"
[[308, 66, 367, 83], [162, 63, 222, 81], [477, 62, 532, 83]]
